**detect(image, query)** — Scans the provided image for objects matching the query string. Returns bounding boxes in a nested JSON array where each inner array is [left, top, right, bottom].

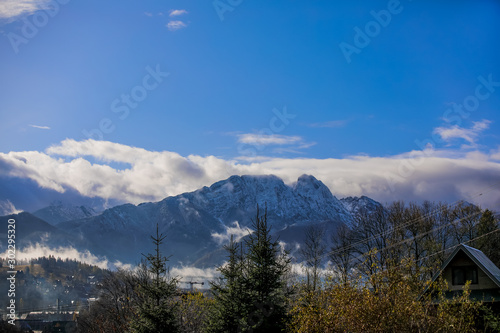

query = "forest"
[[1, 201, 499, 332], [74, 201, 500, 333]]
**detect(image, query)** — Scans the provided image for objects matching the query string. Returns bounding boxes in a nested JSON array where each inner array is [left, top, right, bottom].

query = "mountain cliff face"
[[5, 175, 382, 266], [184, 174, 352, 230], [340, 195, 384, 216]]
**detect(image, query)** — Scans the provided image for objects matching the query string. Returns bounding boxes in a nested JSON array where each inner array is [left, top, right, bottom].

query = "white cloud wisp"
[[169, 9, 188, 17], [167, 20, 187, 31], [0, 0, 52, 21], [434, 119, 492, 146]]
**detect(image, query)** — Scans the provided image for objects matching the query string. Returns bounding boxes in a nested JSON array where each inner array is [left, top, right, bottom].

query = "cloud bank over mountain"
[[0, 139, 499, 211]]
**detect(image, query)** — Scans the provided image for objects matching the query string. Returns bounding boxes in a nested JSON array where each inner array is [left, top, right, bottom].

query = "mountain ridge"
[[33, 200, 99, 225], [4, 174, 383, 266]]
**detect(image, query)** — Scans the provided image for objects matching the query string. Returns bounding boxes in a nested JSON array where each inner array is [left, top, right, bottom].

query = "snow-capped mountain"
[[340, 196, 384, 217], [8, 175, 382, 266], [33, 201, 99, 225], [184, 174, 353, 230]]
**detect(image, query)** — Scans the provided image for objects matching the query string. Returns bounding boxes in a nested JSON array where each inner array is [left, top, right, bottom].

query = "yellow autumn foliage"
[[288, 258, 482, 333]]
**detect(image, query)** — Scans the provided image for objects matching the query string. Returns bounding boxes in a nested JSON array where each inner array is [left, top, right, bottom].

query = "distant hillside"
[[0, 212, 112, 258], [0, 257, 107, 314]]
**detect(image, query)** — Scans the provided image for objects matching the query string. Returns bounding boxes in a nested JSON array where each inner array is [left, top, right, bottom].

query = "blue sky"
[[0, 0, 500, 212]]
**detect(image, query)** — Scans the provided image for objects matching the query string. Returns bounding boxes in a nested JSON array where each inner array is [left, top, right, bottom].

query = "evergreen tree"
[[130, 224, 179, 333], [208, 206, 291, 332], [207, 235, 247, 332], [244, 206, 291, 332]]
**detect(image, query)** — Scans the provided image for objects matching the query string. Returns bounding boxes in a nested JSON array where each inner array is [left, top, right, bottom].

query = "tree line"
[[323, 201, 500, 287], [76, 201, 500, 332]]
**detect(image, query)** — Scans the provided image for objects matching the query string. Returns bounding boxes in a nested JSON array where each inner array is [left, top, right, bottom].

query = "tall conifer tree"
[[130, 224, 179, 333], [208, 206, 291, 332]]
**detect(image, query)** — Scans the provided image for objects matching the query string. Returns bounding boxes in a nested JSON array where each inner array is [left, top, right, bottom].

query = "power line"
[[320, 182, 499, 264], [321, 207, 500, 284], [358, 227, 500, 284]]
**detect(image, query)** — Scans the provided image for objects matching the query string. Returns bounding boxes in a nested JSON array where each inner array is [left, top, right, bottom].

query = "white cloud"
[[434, 119, 491, 145], [211, 221, 253, 245], [167, 20, 187, 31], [1, 139, 500, 211], [0, 200, 22, 215], [236, 133, 315, 154], [29, 124, 51, 130], [1, 243, 111, 269], [0, 0, 52, 21], [169, 9, 188, 17], [491, 146, 500, 161], [0, 139, 231, 204], [237, 134, 303, 146]]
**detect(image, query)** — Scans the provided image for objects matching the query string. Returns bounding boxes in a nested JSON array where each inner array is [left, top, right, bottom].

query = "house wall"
[[442, 251, 498, 291]]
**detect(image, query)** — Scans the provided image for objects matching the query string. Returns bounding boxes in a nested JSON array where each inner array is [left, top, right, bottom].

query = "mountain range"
[[0, 174, 382, 267]]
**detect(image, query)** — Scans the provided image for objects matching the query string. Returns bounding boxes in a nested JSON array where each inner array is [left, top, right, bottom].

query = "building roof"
[[429, 244, 500, 288]]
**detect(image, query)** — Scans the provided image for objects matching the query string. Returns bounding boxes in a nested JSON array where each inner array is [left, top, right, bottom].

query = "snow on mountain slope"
[[340, 196, 384, 216], [184, 174, 352, 230], [33, 201, 99, 225], [44, 175, 382, 265]]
